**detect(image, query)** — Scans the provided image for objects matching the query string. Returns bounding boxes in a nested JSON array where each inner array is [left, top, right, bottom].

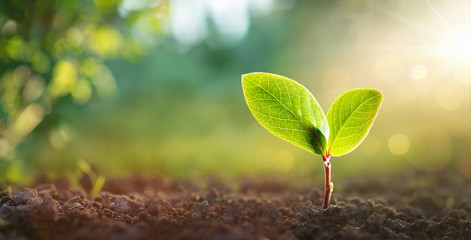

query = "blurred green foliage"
[[1, 0, 470, 183], [0, 0, 167, 182]]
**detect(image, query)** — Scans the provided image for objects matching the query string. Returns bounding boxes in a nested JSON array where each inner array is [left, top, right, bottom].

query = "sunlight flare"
[[434, 30, 471, 58]]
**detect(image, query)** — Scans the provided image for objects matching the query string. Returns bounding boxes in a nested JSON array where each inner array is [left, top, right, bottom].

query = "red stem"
[[322, 155, 333, 209]]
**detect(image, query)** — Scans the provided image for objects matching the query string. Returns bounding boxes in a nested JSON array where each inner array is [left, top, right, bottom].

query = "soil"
[[0, 169, 470, 240]]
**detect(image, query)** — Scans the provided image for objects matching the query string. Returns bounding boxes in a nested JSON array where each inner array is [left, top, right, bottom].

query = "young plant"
[[241, 72, 383, 208], [76, 159, 106, 198]]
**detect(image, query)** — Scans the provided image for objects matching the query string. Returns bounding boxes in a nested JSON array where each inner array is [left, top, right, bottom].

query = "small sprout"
[[91, 175, 106, 198], [242, 72, 383, 208], [76, 159, 106, 198]]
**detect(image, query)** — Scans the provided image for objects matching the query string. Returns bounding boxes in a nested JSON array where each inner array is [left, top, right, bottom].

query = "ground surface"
[[0, 169, 470, 240]]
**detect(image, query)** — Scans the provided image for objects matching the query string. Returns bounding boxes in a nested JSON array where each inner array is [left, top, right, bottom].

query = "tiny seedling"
[[76, 159, 106, 198], [241, 72, 383, 208]]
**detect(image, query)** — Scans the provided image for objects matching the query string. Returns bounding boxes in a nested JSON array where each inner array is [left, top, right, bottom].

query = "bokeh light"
[[388, 134, 410, 156], [409, 65, 428, 80]]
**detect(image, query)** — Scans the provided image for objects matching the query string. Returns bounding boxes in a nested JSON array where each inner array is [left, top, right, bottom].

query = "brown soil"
[[1, 170, 470, 240]]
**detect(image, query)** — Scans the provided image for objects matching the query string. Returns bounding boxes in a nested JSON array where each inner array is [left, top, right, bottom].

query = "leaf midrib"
[[328, 94, 380, 154], [247, 78, 326, 154]]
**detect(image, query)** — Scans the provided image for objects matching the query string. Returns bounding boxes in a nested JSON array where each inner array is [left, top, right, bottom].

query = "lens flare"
[[434, 30, 471, 58]]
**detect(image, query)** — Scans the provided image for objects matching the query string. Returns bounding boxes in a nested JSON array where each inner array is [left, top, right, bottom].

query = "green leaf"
[[242, 72, 329, 155], [326, 88, 383, 157]]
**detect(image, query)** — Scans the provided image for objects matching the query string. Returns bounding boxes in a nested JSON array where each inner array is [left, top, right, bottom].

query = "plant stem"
[[322, 155, 333, 209]]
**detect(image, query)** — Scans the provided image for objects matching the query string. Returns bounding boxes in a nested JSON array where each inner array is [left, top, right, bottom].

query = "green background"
[[1, 0, 470, 184]]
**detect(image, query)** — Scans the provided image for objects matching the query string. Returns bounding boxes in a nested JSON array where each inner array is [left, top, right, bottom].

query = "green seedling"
[[241, 72, 383, 208], [76, 159, 106, 198]]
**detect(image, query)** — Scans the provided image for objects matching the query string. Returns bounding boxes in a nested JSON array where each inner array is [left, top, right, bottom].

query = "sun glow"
[[379, 0, 471, 92], [434, 30, 471, 58]]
